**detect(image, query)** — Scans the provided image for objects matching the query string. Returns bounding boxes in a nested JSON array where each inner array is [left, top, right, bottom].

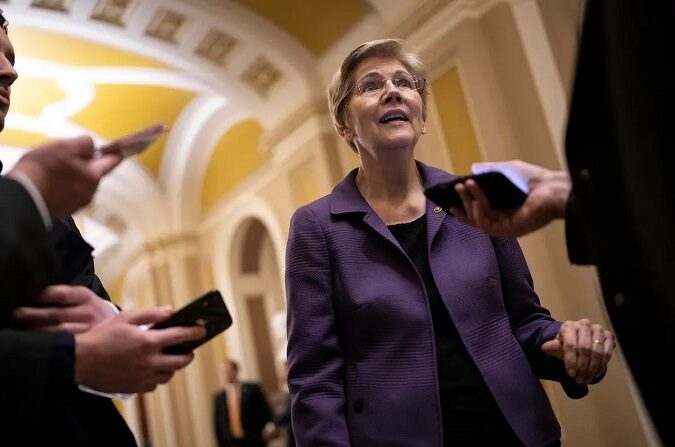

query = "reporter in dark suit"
[[450, 1, 674, 445], [1, 140, 207, 446], [214, 359, 272, 447], [0, 9, 205, 446]]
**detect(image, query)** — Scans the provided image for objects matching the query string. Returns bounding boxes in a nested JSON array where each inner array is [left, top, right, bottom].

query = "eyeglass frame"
[[352, 74, 427, 97]]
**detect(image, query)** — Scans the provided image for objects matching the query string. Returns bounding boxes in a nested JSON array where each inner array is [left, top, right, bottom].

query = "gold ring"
[[592, 339, 602, 345]]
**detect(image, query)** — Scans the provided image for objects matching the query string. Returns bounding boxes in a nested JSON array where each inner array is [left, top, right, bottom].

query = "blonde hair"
[[327, 38, 429, 152]]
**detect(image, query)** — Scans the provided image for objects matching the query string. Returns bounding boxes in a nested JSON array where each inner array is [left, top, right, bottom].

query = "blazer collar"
[[329, 160, 459, 247], [329, 160, 457, 216]]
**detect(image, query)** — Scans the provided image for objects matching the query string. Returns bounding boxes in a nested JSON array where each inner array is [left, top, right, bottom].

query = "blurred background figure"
[[214, 359, 272, 447]]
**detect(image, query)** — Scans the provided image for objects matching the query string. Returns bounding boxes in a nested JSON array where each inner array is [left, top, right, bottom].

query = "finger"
[[152, 326, 206, 348], [89, 154, 122, 179], [14, 306, 62, 325], [464, 179, 493, 211], [69, 135, 96, 157], [575, 320, 593, 383], [600, 332, 616, 375], [152, 352, 195, 372], [38, 322, 91, 334], [558, 323, 579, 379], [586, 326, 605, 382], [122, 307, 174, 326], [464, 179, 496, 229], [455, 183, 475, 222], [36, 285, 90, 306], [541, 339, 563, 360], [152, 370, 175, 385], [14, 305, 92, 325]]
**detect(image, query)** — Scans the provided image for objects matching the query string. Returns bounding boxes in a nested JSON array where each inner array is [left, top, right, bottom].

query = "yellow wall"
[[431, 67, 482, 173], [236, 0, 365, 55], [201, 120, 266, 212]]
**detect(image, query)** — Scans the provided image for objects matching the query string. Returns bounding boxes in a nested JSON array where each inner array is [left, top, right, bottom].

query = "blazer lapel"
[[330, 168, 402, 249]]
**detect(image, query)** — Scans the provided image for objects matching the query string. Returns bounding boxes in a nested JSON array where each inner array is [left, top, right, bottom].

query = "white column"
[[510, 0, 568, 167]]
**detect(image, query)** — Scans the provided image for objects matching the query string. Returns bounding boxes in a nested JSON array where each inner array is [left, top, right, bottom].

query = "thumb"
[[541, 339, 563, 360], [67, 135, 96, 157], [89, 154, 123, 179], [122, 306, 173, 326]]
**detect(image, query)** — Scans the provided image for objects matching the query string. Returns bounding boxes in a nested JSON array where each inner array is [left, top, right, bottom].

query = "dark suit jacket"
[[286, 162, 590, 447], [0, 176, 135, 446], [47, 218, 136, 447], [565, 1, 674, 445], [213, 383, 272, 447], [0, 176, 75, 443]]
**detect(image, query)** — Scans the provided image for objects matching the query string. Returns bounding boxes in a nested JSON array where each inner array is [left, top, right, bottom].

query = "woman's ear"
[[337, 126, 353, 143]]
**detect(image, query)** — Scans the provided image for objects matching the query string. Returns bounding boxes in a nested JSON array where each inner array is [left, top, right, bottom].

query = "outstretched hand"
[[541, 318, 616, 385], [450, 160, 571, 237], [74, 307, 206, 393], [9, 136, 122, 218]]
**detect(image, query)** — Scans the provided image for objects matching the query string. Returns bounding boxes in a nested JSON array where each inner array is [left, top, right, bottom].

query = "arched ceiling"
[[0, 0, 453, 283], [235, 0, 368, 55]]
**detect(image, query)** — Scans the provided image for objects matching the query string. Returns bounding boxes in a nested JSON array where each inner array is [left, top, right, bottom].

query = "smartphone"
[[151, 289, 232, 354], [97, 123, 168, 158], [424, 171, 528, 212]]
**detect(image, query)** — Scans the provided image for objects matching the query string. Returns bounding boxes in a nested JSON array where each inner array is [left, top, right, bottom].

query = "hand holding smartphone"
[[97, 123, 168, 158], [424, 171, 528, 212], [151, 290, 232, 354]]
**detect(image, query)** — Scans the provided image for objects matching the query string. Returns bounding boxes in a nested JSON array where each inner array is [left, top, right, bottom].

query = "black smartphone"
[[424, 171, 528, 212], [151, 289, 232, 354]]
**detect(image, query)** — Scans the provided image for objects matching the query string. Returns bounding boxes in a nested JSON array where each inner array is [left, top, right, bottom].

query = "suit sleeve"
[[491, 236, 590, 398], [0, 177, 60, 319], [52, 217, 112, 302], [564, 192, 594, 265], [0, 330, 76, 426], [285, 206, 350, 447]]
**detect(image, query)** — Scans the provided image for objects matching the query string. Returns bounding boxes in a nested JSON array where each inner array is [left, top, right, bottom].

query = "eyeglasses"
[[354, 75, 426, 96]]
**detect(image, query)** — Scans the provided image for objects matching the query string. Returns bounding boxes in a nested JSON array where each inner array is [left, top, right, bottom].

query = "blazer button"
[[613, 292, 626, 307], [353, 400, 364, 414], [579, 169, 591, 181]]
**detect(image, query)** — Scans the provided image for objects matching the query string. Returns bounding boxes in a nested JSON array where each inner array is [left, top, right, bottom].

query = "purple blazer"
[[286, 162, 588, 447]]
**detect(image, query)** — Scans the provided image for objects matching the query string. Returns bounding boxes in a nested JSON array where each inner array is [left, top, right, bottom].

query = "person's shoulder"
[[291, 167, 359, 222], [289, 193, 333, 229]]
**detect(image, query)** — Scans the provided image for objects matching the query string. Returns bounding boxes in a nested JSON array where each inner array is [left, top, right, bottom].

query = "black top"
[[388, 214, 521, 446]]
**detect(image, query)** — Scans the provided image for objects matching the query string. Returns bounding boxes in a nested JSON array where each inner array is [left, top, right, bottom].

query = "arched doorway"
[[230, 218, 285, 394]]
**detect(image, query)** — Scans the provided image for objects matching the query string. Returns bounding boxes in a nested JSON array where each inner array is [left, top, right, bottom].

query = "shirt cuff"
[[6, 171, 52, 230], [105, 300, 121, 315], [78, 384, 133, 400]]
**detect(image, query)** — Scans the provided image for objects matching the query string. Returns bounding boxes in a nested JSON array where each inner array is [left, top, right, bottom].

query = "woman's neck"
[[355, 149, 426, 224]]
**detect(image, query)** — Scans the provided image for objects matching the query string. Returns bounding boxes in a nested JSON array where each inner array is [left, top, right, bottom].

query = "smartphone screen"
[[151, 289, 232, 354], [424, 171, 528, 212], [97, 123, 168, 158]]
